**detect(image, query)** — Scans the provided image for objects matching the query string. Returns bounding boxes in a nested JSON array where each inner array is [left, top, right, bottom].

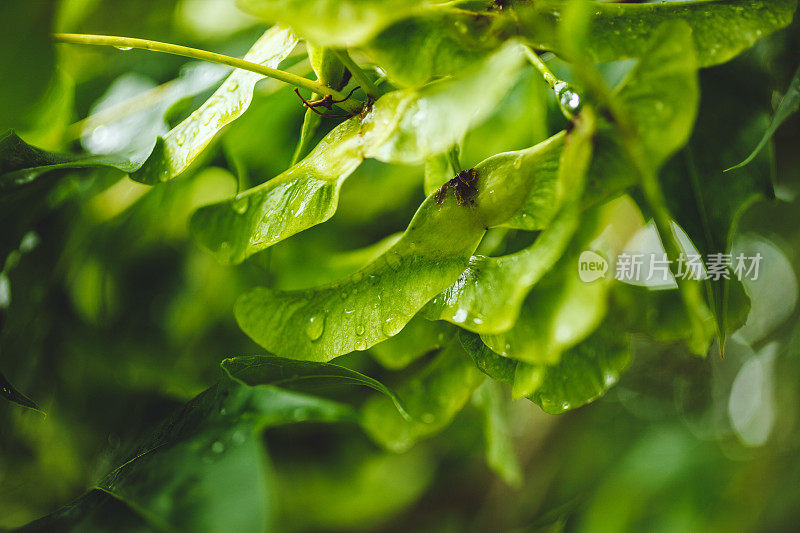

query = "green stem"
[[332, 49, 379, 99], [53, 33, 362, 112], [522, 46, 558, 89]]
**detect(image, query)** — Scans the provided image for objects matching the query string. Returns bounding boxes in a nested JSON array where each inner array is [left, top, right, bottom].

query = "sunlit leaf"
[[190, 42, 523, 264], [235, 191, 487, 361], [361, 340, 485, 452], [461, 327, 631, 414], [131, 25, 299, 184], [480, 195, 643, 365], [423, 109, 595, 333], [78, 63, 229, 162], [234, 91, 590, 362]]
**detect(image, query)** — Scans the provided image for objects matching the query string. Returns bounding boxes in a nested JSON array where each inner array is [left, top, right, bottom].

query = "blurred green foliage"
[[1, 1, 800, 532]]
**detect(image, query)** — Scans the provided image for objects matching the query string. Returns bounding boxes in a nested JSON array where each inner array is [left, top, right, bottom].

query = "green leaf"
[[362, 8, 510, 86], [595, 20, 715, 354], [234, 190, 487, 361], [727, 63, 800, 171], [1, 26, 298, 190], [24, 355, 401, 532], [0, 2, 55, 130], [526, 0, 798, 68], [0, 130, 135, 186], [221, 355, 410, 419], [0, 371, 44, 414], [0, 130, 134, 263], [480, 195, 643, 365], [361, 340, 485, 452], [423, 108, 596, 333], [662, 61, 777, 345], [472, 380, 522, 487], [233, 91, 583, 362], [238, 0, 431, 46], [460, 327, 631, 414], [190, 42, 523, 265], [612, 20, 700, 170], [131, 25, 299, 184], [370, 315, 454, 370], [275, 447, 434, 531]]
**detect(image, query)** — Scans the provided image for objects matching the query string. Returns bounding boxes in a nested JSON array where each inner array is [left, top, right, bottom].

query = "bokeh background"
[[1, 1, 799, 531]]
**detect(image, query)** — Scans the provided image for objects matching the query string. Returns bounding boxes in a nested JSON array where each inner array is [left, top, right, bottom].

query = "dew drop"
[[421, 413, 435, 424], [305, 313, 325, 341], [381, 316, 403, 337], [232, 430, 246, 445], [560, 401, 570, 411], [355, 323, 365, 336], [558, 88, 582, 117], [293, 407, 309, 421], [175, 132, 186, 146], [231, 196, 249, 214], [114, 46, 132, 51], [211, 441, 225, 454]]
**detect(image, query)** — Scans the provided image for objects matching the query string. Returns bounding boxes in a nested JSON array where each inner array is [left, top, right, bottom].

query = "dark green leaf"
[[0, 371, 44, 414], [23, 355, 402, 532], [0, 2, 55, 130], [663, 62, 777, 345], [727, 63, 800, 171], [221, 355, 410, 419]]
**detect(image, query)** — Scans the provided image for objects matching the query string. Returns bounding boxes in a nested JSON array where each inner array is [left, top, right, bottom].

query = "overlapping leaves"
[[190, 42, 523, 265]]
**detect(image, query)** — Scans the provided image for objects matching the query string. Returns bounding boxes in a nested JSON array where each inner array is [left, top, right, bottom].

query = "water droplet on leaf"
[[305, 313, 325, 341], [232, 196, 249, 214]]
